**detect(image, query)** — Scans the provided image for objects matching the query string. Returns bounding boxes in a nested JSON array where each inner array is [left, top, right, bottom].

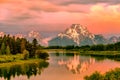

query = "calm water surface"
[[1, 52, 120, 80]]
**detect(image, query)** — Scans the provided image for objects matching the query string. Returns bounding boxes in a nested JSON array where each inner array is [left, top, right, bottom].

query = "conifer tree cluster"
[[0, 35, 39, 58]]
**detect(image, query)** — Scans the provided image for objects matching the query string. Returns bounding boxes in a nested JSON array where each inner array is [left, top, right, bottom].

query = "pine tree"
[[21, 39, 26, 53], [23, 49, 29, 60], [6, 45, 11, 55], [31, 38, 38, 57], [32, 38, 38, 48], [1, 42, 6, 55]]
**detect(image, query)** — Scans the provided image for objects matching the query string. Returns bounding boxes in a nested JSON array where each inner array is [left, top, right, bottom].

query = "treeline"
[[0, 35, 40, 58], [46, 42, 120, 51]]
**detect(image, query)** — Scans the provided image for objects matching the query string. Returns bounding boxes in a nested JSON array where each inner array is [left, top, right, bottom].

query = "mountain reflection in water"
[[0, 61, 49, 80], [58, 54, 95, 74]]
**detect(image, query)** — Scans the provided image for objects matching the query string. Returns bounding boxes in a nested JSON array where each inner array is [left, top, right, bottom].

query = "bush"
[[104, 68, 120, 80], [23, 50, 29, 60], [84, 71, 104, 80], [35, 50, 49, 60], [84, 68, 120, 80]]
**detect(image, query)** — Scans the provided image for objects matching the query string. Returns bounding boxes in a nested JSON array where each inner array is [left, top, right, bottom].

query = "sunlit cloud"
[[49, 0, 120, 5], [0, 0, 120, 35]]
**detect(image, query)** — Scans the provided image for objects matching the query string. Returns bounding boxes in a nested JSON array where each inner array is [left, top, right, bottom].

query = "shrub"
[[35, 50, 49, 60], [23, 50, 29, 60], [84, 71, 104, 80], [84, 68, 120, 80]]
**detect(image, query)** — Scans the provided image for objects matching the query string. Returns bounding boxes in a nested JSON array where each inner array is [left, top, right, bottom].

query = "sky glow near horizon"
[[0, 0, 120, 36]]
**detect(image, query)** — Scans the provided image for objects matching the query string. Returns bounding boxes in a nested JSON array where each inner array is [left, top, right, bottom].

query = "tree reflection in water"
[[0, 61, 49, 80], [58, 54, 95, 74]]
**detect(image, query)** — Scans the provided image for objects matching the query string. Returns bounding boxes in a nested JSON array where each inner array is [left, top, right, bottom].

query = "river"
[[1, 52, 120, 80]]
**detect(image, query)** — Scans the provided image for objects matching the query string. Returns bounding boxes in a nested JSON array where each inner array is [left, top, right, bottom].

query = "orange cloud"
[[0, 1, 120, 35], [0, 0, 8, 3], [81, 4, 120, 34]]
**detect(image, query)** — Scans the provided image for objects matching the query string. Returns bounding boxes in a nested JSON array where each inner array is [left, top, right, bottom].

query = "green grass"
[[80, 51, 120, 56], [0, 54, 43, 63], [80, 51, 120, 61], [0, 59, 43, 68], [45, 49, 120, 61], [0, 54, 23, 63]]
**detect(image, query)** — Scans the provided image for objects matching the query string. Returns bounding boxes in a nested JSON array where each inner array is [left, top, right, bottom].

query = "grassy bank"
[[0, 53, 47, 63], [45, 49, 120, 60], [0, 58, 43, 67], [80, 51, 120, 61], [0, 54, 23, 63]]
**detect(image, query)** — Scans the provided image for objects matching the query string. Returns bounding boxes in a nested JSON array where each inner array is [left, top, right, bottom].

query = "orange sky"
[[0, 0, 120, 36]]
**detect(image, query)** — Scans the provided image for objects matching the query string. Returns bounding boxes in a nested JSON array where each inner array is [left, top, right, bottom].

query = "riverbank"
[[0, 58, 44, 67], [0, 53, 47, 64], [44, 49, 120, 60], [80, 51, 120, 61]]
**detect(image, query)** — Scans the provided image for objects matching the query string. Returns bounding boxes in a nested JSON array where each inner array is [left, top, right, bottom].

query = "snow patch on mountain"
[[0, 32, 5, 37], [58, 24, 95, 45]]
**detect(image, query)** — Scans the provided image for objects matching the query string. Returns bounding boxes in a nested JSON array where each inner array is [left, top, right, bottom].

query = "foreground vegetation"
[[0, 51, 49, 63], [0, 35, 49, 63], [84, 68, 120, 80], [0, 34, 41, 57]]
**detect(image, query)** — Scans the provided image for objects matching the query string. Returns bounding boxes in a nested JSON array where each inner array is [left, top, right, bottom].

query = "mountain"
[[0, 26, 120, 46], [0, 31, 43, 44], [94, 35, 108, 44], [28, 31, 42, 43], [27, 31, 48, 45], [0, 32, 5, 37], [48, 24, 108, 46], [108, 36, 120, 43]]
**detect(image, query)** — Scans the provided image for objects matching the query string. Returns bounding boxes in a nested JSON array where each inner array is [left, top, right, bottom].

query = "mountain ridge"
[[0, 24, 120, 46], [49, 24, 117, 46], [57, 24, 95, 45]]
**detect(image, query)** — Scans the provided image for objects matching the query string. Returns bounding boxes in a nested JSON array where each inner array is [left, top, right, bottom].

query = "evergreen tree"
[[32, 38, 38, 48], [6, 45, 11, 55], [15, 38, 21, 53], [21, 39, 26, 53], [30, 38, 38, 58], [0, 50, 2, 55], [26, 41, 33, 58], [23, 49, 29, 60], [1, 42, 6, 54]]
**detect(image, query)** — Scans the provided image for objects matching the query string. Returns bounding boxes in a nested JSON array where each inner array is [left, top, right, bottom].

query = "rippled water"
[[1, 52, 120, 80]]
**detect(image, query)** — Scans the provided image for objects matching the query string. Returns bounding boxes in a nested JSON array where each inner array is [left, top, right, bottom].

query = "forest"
[[0, 35, 49, 63]]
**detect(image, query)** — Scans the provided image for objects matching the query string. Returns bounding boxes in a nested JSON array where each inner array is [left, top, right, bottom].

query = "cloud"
[[13, 13, 32, 21], [28, 0, 89, 13], [41, 37, 53, 46], [0, 0, 120, 35], [50, 0, 120, 5]]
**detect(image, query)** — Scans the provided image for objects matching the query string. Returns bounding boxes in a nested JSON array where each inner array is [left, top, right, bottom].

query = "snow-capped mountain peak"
[[58, 24, 95, 45], [28, 31, 41, 38], [0, 32, 5, 37], [28, 31, 42, 43], [15, 34, 25, 39]]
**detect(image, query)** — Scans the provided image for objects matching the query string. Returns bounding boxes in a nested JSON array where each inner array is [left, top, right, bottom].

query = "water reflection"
[[58, 54, 95, 74], [0, 61, 49, 80]]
